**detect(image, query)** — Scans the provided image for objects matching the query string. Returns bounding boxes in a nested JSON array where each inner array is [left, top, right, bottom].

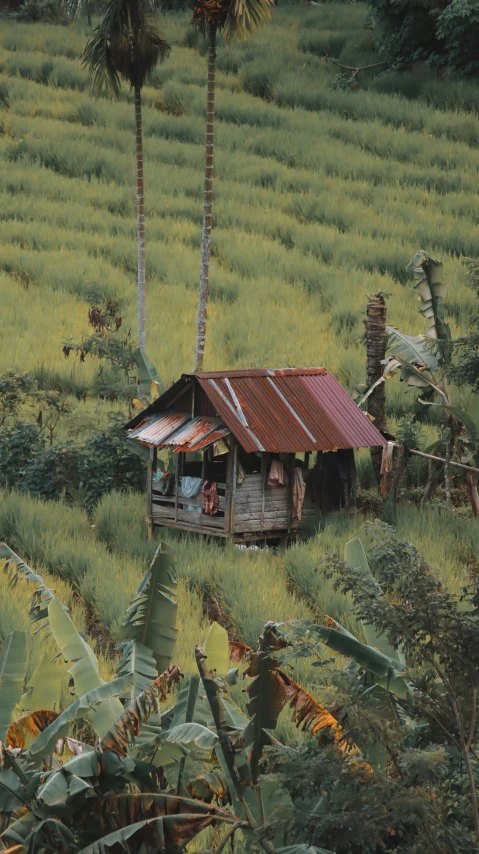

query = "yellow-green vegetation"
[[1, 6, 478, 417]]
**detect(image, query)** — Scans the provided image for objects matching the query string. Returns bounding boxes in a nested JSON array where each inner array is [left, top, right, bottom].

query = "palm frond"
[[223, 0, 274, 41], [81, 0, 170, 95]]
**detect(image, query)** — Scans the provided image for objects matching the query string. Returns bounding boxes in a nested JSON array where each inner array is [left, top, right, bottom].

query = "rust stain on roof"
[[162, 416, 230, 453], [129, 412, 190, 446], [129, 413, 230, 451]]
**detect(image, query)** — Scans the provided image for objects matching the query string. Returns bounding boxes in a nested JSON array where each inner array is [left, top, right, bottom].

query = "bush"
[[0, 423, 44, 489], [371, 0, 479, 76], [17, 0, 66, 23], [436, 0, 479, 76]]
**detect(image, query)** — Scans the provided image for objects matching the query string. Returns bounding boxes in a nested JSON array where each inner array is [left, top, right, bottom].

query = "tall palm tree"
[[192, 0, 273, 372], [82, 1, 170, 354]]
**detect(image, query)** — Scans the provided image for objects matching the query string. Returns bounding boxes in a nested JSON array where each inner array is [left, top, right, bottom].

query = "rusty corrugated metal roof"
[[128, 412, 190, 446], [193, 368, 386, 453], [128, 412, 230, 451], [162, 416, 230, 453]]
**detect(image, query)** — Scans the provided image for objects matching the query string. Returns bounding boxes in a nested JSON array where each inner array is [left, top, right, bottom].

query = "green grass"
[[2, 4, 479, 722], [1, 6, 478, 417]]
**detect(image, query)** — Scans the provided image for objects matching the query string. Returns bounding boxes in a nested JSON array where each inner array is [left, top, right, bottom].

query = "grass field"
[[1, 4, 479, 421], [2, 3, 479, 727]]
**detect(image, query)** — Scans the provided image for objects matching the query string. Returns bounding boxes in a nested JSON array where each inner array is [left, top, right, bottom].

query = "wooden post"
[[147, 446, 154, 538], [225, 439, 235, 539], [260, 454, 267, 531], [366, 293, 387, 486], [225, 438, 237, 543], [174, 453, 182, 523]]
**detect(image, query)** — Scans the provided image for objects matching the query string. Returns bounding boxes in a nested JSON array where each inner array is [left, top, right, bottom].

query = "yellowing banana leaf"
[[7, 709, 59, 749], [0, 631, 27, 742], [17, 653, 62, 714], [48, 598, 124, 739], [122, 542, 178, 675], [75, 797, 237, 854], [204, 622, 230, 677], [27, 674, 133, 762], [0, 544, 55, 628], [344, 538, 404, 665], [100, 666, 183, 756]]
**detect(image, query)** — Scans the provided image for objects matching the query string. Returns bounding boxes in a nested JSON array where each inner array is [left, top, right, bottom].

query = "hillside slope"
[[1, 5, 478, 415]]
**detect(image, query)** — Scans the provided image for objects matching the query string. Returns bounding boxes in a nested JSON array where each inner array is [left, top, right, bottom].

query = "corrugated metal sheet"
[[128, 412, 190, 446], [128, 412, 229, 451], [195, 369, 386, 453], [162, 416, 230, 453]]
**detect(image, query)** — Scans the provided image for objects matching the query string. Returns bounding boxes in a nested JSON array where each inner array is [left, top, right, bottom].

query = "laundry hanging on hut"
[[291, 466, 306, 522], [181, 476, 203, 513], [153, 471, 175, 495], [268, 459, 286, 487], [203, 481, 219, 515]]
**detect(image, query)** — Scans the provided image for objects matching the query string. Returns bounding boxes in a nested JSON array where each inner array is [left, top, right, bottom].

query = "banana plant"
[[358, 249, 448, 406]]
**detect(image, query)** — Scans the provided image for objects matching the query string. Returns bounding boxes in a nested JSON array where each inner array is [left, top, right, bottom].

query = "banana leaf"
[[316, 624, 410, 699], [406, 250, 447, 339], [100, 666, 182, 755], [204, 622, 230, 677], [7, 709, 59, 749], [122, 542, 178, 675], [277, 846, 333, 854], [386, 327, 439, 372], [3, 814, 76, 852], [116, 640, 158, 702], [17, 652, 62, 714], [75, 816, 232, 854], [0, 544, 55, 629], [27, 674, 133, 762], [344, 538, 404, 664], [165, 722, 218, 750], [0, 631, 27, 742], [133, 348, 164, 401], [49, 597, 124, 738]]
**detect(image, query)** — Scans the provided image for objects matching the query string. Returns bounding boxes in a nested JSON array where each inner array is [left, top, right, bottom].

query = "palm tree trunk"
[[366, 293, 387, 486], [194, 23, 217, 372], [134, 84, 146, 354]]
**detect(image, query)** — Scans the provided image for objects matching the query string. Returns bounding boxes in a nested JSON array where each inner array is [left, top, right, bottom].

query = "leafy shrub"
[[371, 0, 479, 76], [436, 0, 479, 76], [0, 423, 44, 489], [17, 0, 66, 23]]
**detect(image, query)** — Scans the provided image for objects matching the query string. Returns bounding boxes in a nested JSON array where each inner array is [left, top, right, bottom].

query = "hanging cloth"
[[291, 466, 306, 522], [268, 459, 285, 488], [181, 476, 203, 498], [153, 471, 175, 495], [203, 481, 219, 515]]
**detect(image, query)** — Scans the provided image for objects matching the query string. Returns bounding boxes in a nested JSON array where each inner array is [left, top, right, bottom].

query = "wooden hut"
[[125, 368, 386, 543]]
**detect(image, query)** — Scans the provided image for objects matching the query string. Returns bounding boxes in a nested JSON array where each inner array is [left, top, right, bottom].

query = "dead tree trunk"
[[366, 293, 387, 486]]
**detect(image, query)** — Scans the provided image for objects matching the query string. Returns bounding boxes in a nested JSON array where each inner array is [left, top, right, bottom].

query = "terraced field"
[[2, 4, 479, 711], [1, 5, 479, 419]]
